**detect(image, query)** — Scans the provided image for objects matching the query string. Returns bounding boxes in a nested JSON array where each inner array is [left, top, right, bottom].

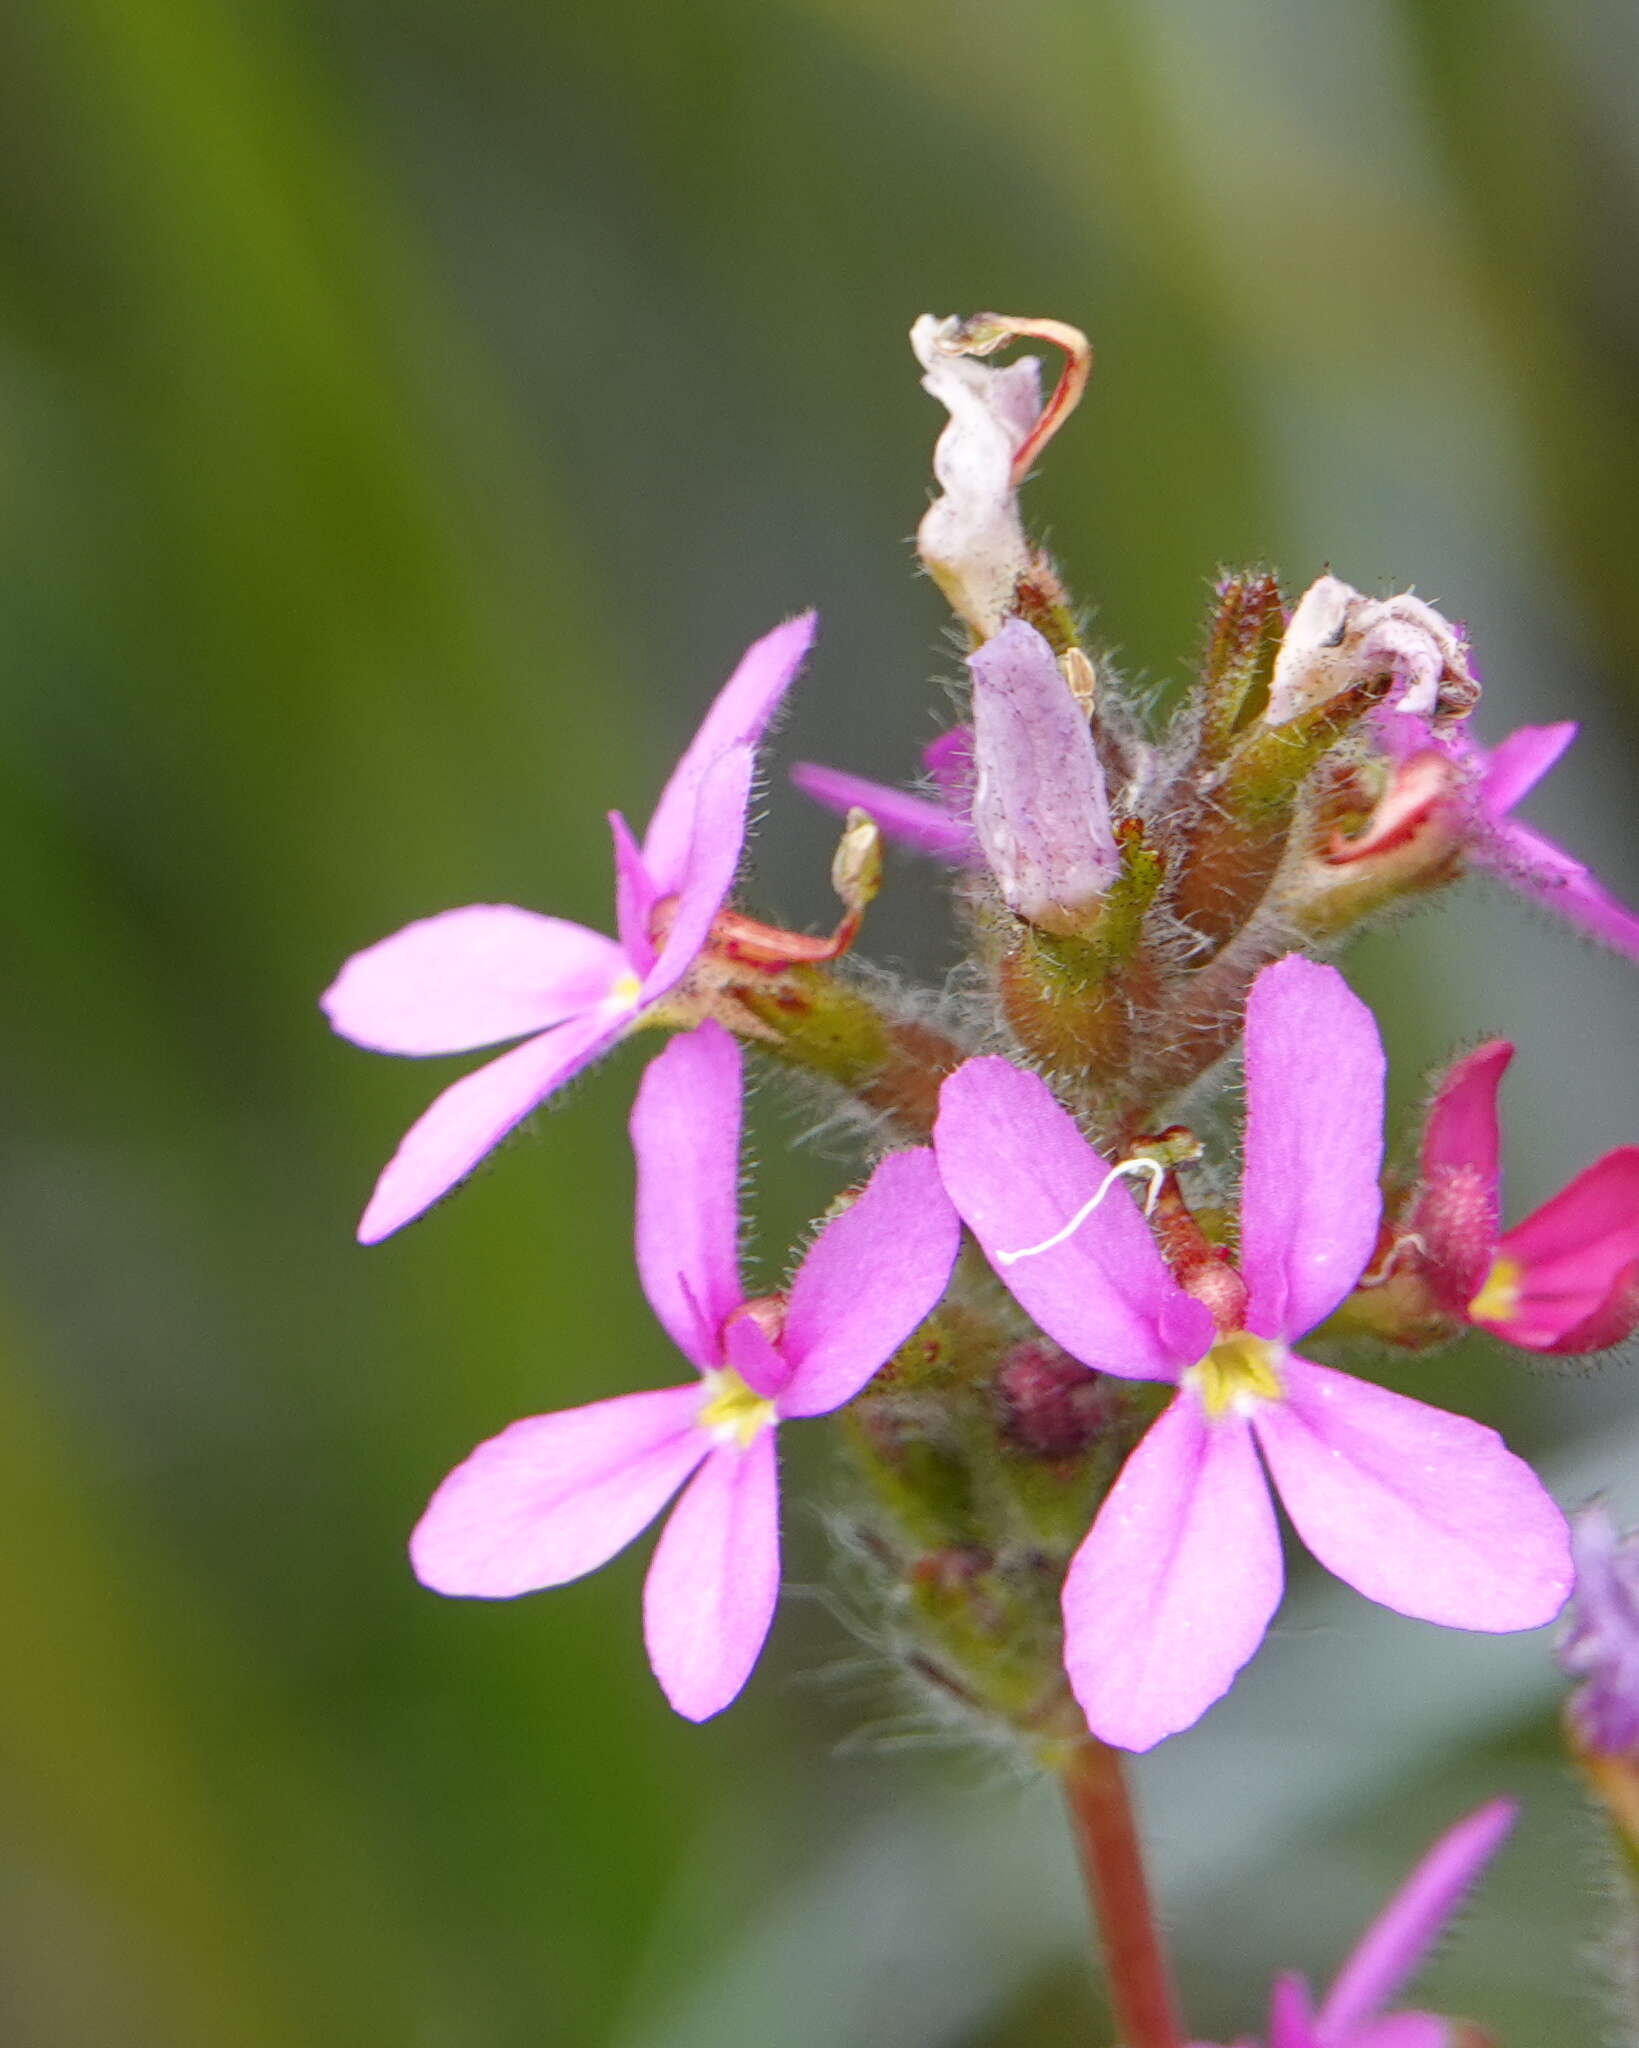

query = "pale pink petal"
[[967, 617, 1118, 930], [643, 1433, 781, 1721], [629, 1023, 744, 1370], [323, 906, 629, 1055], [1490, 1147, 1639, 1351], [409, 1383, 708, 1597], [1485, 819, 1639, 961], [357, 1008, 623, 1243], [1480, 721, 1577, 816], [777, 1149, 961, 1417], [642, 613, 817, 892], [1238, 957, 1385, 1341], [641, 746, 754, 1003], [789, 761, 973, 861], [934, 1058, 1212, 1382], [1062, 1397, 1283, 1751], [1319, 1800, 1516, 2036], [1420, 1041, 1511, 1191], [609, 811, 659, 975], [1254, 1358, 1571, 1631]]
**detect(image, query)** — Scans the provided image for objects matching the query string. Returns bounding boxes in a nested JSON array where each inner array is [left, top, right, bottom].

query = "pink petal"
[[1238, 957, 1385, 1341], [323, 906, 629, 1055], [1266, 1975, 1318, 2048], [722, 1308, 788, 1399], [1482, 819, 1639, 961], [1253, 1357, 1571, 1632], [1420, 1040, 1511, 1192], [789, 761, 973, 861], [357, 1008, 623, 1243], [934, 1058, 1212, 1382], [1413, 1042, 1510, 1306], [641, 613, 817, 892], [1347, 2019, 1448, 2048], [643, 1433, 781, 1721], [1318, 1800, 1516, 2037], [1062, 1396, 1283, 1751], [409, 1383, 708, 1597], [1490, 1147, 1639, 1351], [641, 745, 755, 1002], [629, 1022, 745, 1371], [609, 811, 659, 975], [922, 726, 976, 817], [777, 1148, 961, 1418], [1480, 720, 1577, 816]]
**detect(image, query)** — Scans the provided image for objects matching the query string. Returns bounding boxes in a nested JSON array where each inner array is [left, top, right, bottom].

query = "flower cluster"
[[325, 307, 1638, 2033]]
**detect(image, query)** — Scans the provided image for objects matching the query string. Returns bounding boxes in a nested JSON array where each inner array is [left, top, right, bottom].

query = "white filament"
[[996, 1157, 1165, 1265]]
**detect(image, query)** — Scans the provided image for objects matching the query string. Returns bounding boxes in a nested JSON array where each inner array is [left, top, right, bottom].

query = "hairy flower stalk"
[[325, 304, 1639, 2040]]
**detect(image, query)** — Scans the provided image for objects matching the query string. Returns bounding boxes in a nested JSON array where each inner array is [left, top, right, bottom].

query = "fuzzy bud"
[[1266, 576, 1478, 728], [1560, 1507, 1639, 1757], [995, 1342, 1115, 1461], [969, 618, 1120, 934]]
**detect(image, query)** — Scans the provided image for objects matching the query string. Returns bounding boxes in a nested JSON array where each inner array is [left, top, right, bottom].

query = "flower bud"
[[969, 618, 1120, 934], [1560, 1506, 1639, 1758], [994, 1342, 1116, 1461], [1266, 576, 1478, 728]]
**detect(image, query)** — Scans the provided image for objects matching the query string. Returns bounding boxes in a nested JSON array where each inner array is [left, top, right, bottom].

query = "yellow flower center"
[[1467, 1255, 1522, 1327], [610, 971, 645, 1011], [697, 1368, 778, 1449], [1187, 1331, 1284, 1419]]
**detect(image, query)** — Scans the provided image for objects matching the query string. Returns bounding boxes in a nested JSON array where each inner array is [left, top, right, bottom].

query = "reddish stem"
[[1060, 1739, 1183, 2048]]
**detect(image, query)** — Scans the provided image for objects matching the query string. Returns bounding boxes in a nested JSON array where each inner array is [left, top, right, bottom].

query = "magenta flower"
[[410, 1022, 959, 1720], [1413, 1040, 1639, 1353], [1558, 1506, 1639, 1756], [323, 614, 816, 1242], [1194, 1799, 1517, 2048], [934, 955, 1571, 1751], [1372, 710, 1639, 961]]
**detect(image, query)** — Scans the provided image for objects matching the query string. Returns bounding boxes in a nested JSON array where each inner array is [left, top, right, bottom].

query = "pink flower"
[[791, 726, 975, 863], [410, 1022, 960, 1720], [323, 615, 816, 1242], [934, 956, 1571, 1751], [1558, 1506, 1639, 1757], [1413, 1040, 1639, 1353], [1372, 711, 1639, 960], [1195, 1799, 1517, 2048]]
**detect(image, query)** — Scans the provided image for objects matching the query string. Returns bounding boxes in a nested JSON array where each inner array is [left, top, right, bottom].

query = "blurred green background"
[[1, 0, 1637, 2041]]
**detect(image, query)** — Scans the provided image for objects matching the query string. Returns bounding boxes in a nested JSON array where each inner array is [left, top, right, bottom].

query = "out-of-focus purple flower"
[[323, 615, 816, 1242], [1372, 709, 1639, 961], [1559, 1506, 1639, 1757], [935, 956, 1571, 1751], [410, 1023, 959, 1720], [967, 618, 1119, 931], [1412, 1041, 1639, 1353], [1192, 1801, 1517, 2048]]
